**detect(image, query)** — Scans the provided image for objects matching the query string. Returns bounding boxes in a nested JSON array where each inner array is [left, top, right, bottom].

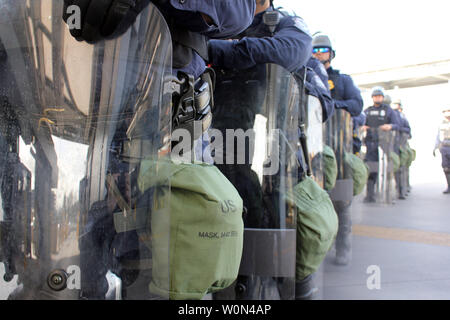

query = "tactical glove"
[[63, 0, 150, 43]]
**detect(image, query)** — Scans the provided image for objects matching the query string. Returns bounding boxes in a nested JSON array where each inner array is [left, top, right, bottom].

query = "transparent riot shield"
[[323, 109, 353, 203], [365, 128, 396, 204], [0, 1, 172, 300], [210, 64, 299, 300], [306, 95, 324, 188], [292, 69, 323, 187], [395, 132, 409, 199], [378, 130, 396, 204]]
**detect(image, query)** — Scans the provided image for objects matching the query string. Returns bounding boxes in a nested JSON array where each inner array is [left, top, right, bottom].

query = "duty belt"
[[172, 69, 215, 144]]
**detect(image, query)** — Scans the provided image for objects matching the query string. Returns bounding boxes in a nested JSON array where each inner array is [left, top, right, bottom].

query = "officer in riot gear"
[[362, 87, 401, 203], [208, 0, 313, 300], [312, 35, 363, 117], [61, 0, 260, 300], [434, 107, 450, 194], [62, 0, 256, 77], [391, 98, 411, 199], [0, 1, 177, 299], [63, 0, 258, 163], [0, 0, 257, 300], [312, 34, 363, 266]]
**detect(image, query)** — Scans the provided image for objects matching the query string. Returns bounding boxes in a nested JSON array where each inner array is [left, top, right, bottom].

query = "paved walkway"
[[315, 182, 450, 300]]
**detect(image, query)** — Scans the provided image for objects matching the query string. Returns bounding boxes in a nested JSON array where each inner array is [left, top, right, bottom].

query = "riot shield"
[[292, 69, 323, 187], [395, 132, 409, 199], [0, 1, 172, 299], [211, 64, 300, 300], [365, 128, 396, 204], [378, 129, 396, 204], [323, 109, 353, 203], [306, 96, 324, 188]]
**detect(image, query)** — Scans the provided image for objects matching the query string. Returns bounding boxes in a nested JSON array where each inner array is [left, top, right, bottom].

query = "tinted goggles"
[[312, 47, 331, 54]]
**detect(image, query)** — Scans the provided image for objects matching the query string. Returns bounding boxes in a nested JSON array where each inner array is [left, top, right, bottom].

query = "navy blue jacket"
[[363, 104, 401, 141], [208, 9, 312, 73], [393, 109, 412, 137], [327, 67, 364, 117]]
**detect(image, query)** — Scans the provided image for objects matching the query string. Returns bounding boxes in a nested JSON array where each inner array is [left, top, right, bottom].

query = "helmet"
[[312, 34, 336, 60], [312, 34, 333, 49], [371, 86, 385, 97], [392, 98, 402, 110], [393, 98, 402, 106], [384, 95, 392, 105]]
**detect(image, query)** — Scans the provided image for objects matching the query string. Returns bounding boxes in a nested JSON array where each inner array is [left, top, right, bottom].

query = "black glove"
[[63, 0, 150, 43]]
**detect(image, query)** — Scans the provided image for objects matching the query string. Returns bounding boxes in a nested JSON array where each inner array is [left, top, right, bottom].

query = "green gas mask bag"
[[114, 158, 244, 300], [389, 152, 400, 173], [285, 176, 338, 280], [399, 146, 409, 167], [344, 152, 370, 196], [323, 145, 338, 191]]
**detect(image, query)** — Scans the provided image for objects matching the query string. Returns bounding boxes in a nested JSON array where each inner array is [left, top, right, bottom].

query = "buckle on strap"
[[172, 70, 215, 142]]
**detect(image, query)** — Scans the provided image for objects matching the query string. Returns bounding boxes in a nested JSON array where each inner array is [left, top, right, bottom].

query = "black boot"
[[295, 274, 318, 300], [364, 177, 376, 203], [334, 201, 352, 265], [395, 172, 406, 199]]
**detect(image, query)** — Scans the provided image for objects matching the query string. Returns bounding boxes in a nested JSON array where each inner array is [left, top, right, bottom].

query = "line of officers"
[[68, 0, 415, 299], [0, 0, 417, 301]]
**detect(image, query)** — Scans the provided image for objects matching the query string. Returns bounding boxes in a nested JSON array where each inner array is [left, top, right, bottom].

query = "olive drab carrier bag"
[[344, 152, 369, 196], [389, 152, 401, 173], [406, 146, 416, 167], [284, 176, 338, 280], [134, 159, 244, 300], [290, 67, 338, 281], [323, 145, 338, 191]]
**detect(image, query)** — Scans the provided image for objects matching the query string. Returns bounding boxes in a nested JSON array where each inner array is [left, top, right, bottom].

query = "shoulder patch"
[[328, 80, 335, 91]]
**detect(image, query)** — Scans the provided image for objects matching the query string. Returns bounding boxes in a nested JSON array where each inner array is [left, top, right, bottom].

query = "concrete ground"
[[314, 181, 450, 300]]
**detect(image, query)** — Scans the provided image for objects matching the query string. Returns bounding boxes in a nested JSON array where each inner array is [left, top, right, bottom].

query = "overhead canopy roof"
[[350, 59, 450, 91]]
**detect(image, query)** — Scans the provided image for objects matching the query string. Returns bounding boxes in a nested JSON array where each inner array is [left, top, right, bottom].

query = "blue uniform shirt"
[[364, 104, 401, 127], [363, 104, 401, 161], [327, 67, 364, 117], [363, 103, 401, 143], [208, 9, 312, 72], [393, 109, 411, 137]]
